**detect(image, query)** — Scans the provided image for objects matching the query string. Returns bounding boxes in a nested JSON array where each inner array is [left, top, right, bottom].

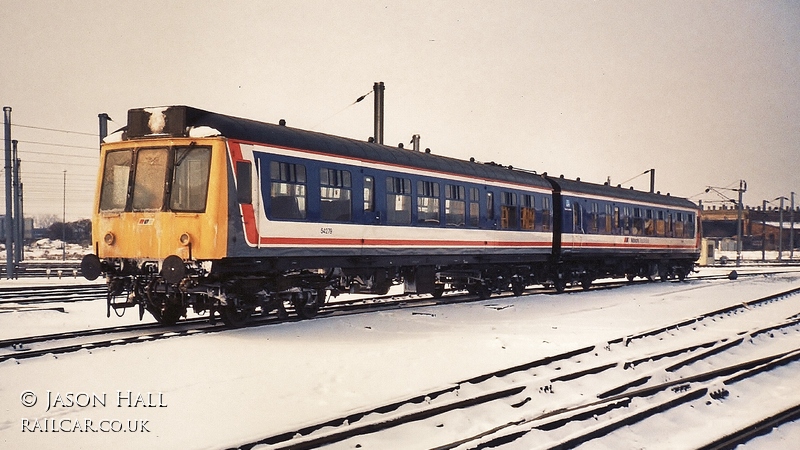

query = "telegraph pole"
[[791, 192, 795, 260], [3, 107, 13, 279], [736, 180, 746, 266], [62, 170, 66, 261], [762, 200, 767, 263], [778, 196, 785, 261], [12, 140, 22, 265]]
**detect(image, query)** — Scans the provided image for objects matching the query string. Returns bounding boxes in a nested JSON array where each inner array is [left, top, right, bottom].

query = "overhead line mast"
[[3, 107, 14, 279]]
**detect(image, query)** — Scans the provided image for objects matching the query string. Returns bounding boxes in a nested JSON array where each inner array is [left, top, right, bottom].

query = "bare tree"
[[34, 214, 59, 229]]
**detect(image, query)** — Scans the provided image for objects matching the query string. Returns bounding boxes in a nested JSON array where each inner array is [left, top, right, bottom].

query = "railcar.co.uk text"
[[19, 390, 166, 433]]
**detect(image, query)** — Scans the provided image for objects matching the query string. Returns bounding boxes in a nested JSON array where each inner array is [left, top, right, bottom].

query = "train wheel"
[[147, 294, 185, 326], [553, 275, 567, 293], [468, 282, 491, 299], [158, 304, 186, 326], [219, 304, 251, 328], [580, 275, 592, 291], [432, 284, 445, 299], [658, 265, 669, 282], [511, 280, 524, 297], [646, 263, 659, 282], [293, 290, 323, 319]]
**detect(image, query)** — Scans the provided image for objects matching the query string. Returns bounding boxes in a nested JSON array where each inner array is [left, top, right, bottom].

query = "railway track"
[[0, 283, 106, 305], [0, 274, 700, 363], [0, 269, 794, 366], [225, 284, 800, 449]]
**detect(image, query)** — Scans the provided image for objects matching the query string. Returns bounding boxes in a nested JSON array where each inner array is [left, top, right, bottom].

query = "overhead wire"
[[12, 123, 96, 137], [14, 139, 97, 151], [618, 169, 651, 187], [310, 89, 373, 130]]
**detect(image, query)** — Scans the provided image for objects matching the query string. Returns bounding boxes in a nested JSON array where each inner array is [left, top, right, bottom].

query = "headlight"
[[104, 232, 116, 245], [179, 233, 191, 245]]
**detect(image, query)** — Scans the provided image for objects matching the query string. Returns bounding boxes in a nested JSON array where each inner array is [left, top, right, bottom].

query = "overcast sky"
[[2, 0, 798, 222]]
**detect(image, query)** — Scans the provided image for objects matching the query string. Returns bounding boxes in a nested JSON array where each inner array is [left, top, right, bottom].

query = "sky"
[[1, 0, 798, 223]]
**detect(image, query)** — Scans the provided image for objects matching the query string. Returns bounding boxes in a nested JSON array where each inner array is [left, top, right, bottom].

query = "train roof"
[[112, 106, 696, 209], [116, 105, 552, 190], [546, 176, 698, 210]]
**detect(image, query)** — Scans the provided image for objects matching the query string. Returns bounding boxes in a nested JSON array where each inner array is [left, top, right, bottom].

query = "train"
[[81, 105, 701, 326]]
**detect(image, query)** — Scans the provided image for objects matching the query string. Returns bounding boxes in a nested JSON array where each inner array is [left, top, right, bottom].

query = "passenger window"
[[590, 202, 599, 233], [445, 184, 466, 227], [605, 204, 613, 233], [519, 195, 535, 230], [386, 176, 411, 225], [468, 188, 480, 227], [623, 207, 631, 235], [417, 180, 440, 225], [99, 150, 132, 211], [131, 147, 169, 211], [675, 212, 685, 237], [320, 168, 352, 222], [645, 209, 654, 236], [269, 161, 306, 220], [632, 207, 643, 236], [542, 197, 551, 231], [666, 213, 673, 237], [500, 192, 518, 229]]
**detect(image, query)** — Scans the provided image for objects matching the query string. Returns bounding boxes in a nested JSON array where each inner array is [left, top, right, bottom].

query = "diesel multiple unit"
[[81, 106, 700, 326]]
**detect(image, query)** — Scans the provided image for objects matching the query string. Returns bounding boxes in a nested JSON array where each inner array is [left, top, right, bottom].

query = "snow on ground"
[[3, 239, 90, 262], [0, 267, 799, 449]]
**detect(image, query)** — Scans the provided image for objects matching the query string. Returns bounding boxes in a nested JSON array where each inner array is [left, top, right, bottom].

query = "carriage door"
[[562, 198, 574, 251], [572, 200, 585, 248]]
